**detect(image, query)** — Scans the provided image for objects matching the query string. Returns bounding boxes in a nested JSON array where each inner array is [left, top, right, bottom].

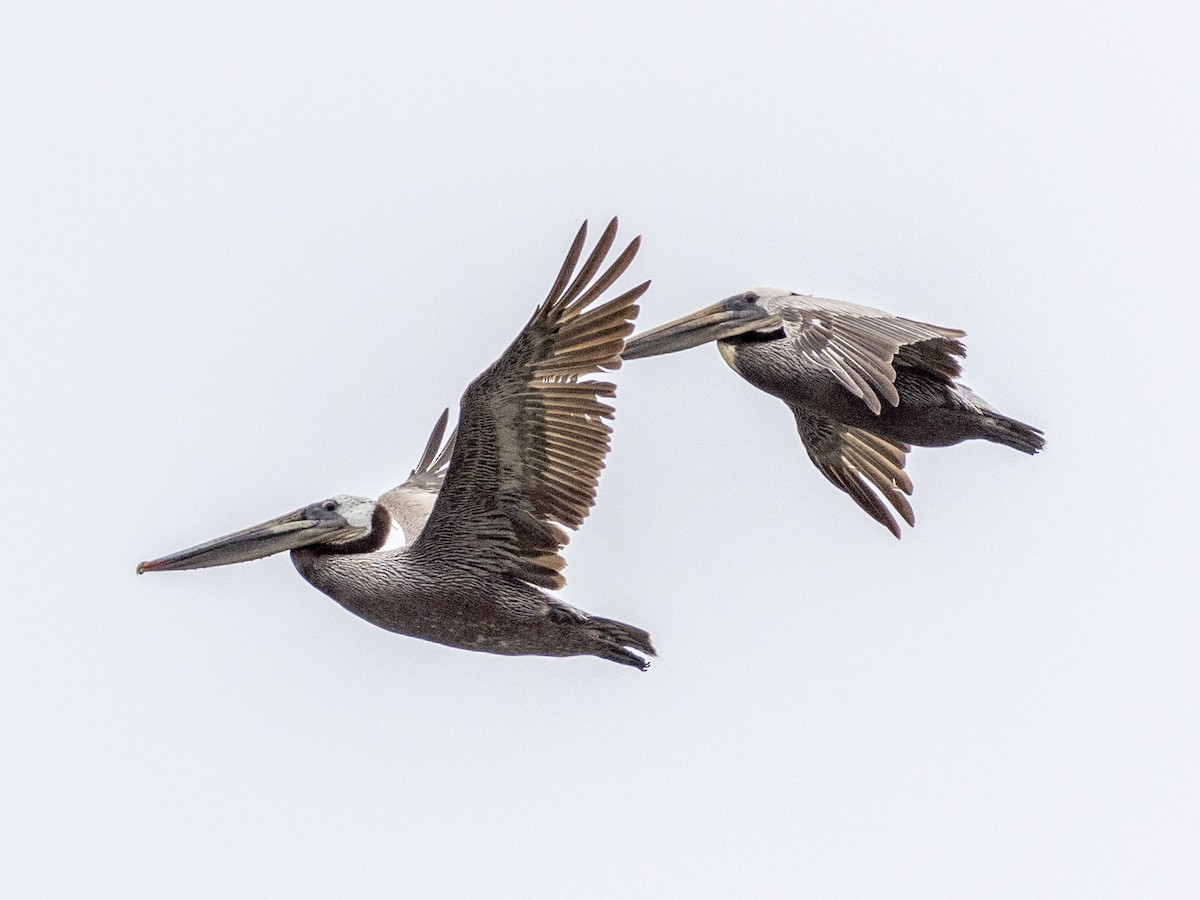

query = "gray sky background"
[[4, 1, 1197, 897]]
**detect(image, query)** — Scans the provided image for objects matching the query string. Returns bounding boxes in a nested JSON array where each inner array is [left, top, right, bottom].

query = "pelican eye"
[[321, 500, 337, 512]]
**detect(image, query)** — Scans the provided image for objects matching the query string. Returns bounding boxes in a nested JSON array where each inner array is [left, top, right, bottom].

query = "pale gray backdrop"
[[3, 1, 1197, 897]]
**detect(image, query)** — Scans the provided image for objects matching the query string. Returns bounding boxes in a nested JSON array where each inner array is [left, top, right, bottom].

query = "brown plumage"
[[623, 287, 1044, 538], [414, 220, 644, 591], [138, 219, 655, 669]]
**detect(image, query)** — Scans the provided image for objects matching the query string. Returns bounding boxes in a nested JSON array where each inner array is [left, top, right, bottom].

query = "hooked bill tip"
[[136, 561, 154, 575]]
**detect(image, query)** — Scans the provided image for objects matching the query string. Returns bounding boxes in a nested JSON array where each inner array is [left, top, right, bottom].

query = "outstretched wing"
[[775, 293, 967, 415], [379, 408, 457, 545], [411, 218, 647, 590], [792, 405, 915, 539]]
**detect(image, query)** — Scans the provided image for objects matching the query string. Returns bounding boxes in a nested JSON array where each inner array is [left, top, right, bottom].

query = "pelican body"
[[624, 287, 1044, 537], [140, 220, 655, 669], [291, 513, 647, 665]]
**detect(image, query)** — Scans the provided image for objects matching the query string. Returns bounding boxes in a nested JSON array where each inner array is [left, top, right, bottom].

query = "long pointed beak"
[[137, 508, 365, 574], [622, 300, 783, 360]]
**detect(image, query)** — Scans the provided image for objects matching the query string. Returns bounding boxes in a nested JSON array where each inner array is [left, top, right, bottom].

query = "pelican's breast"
[[717, 339, 740, 372]]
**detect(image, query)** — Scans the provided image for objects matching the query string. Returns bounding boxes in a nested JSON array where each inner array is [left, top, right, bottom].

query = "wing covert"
[[775, 294, 966, 415]]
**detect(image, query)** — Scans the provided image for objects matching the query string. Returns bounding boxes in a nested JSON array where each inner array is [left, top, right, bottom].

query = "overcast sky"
[[4, 1, 1198, 897]]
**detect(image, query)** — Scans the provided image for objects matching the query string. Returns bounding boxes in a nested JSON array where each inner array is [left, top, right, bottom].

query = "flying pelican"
[[138, 219, 656, 669], [623, 287, 1044, 537]]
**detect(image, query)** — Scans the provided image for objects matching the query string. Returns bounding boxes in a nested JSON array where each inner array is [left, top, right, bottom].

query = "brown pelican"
[[623, 287, 1045, 538], [138, 219, 656, 669]]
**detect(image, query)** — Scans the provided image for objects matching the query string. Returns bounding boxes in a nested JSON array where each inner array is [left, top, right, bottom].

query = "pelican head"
[[621, 288, 787, 360], [137, 494, 390, 574]]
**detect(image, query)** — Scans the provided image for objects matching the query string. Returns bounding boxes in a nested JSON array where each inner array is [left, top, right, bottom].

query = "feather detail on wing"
[[777, 294, 966, 415], [379, 408, 457, 545], [411, 218, 647, 589], [792, 405, 915, 539]]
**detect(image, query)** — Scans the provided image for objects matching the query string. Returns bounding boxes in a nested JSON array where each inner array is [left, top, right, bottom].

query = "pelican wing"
[[379, 408, 457, 545], [777, 294, 966, 415], [792, 406, 915, 539], [411, 219, 647, 590]]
